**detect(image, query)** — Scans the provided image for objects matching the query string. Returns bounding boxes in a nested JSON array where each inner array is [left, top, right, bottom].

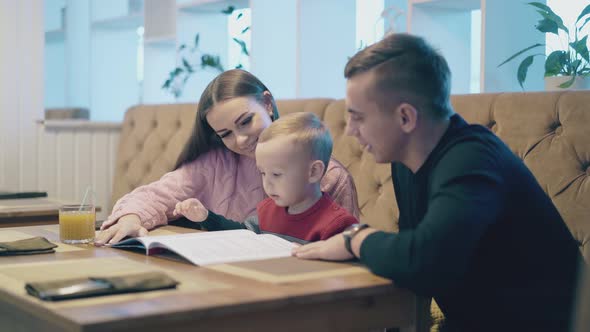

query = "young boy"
[[172, 112, 358, 244]]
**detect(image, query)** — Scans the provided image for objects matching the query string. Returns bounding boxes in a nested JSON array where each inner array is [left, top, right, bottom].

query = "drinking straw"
[[79, 186, 92, 212]]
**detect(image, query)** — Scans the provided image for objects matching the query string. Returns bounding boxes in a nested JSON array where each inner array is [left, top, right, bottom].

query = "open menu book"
[[110, 229, 297, 266]]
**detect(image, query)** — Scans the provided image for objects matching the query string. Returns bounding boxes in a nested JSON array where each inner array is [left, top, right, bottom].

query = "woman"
[[96, 69, 359, 245]]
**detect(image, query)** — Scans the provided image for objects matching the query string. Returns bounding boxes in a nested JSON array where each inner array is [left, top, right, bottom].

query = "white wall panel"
[[37, 122, 121, 220], [0, 0, 44, 192], [37, 125, 58, 198], [74, 131, 93, 202], [56, 131, 76, 199]]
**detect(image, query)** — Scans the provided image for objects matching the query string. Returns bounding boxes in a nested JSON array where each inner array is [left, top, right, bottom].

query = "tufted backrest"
[[110, 103, 197, 206], [111, 91, 589, 260]]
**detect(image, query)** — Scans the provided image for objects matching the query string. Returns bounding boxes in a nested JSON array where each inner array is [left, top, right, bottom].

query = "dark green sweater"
[[360, 114, 582, 331]]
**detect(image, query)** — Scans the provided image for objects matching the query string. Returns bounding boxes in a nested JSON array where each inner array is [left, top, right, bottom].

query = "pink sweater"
[[106, 148, 360, 230]]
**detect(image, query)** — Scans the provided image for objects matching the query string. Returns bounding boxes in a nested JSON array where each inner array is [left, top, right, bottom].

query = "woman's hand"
[[94, 214, 147, 246], [173, 198, 208, 222]]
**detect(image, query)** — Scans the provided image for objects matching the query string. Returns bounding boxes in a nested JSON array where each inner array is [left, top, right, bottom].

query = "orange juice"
[[59, 205, 95, 244]]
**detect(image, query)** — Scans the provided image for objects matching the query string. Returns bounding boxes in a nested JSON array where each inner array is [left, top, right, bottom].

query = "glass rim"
[[60, 204, 94, 209]]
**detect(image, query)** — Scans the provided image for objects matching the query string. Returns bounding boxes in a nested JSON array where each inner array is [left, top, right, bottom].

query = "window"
[[356, 0, 385, 49], [228, 8, 251, 70], [545, 0, 587, 56]]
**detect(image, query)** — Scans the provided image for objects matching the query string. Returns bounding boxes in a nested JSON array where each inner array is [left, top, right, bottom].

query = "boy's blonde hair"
[[259, 112, 333, 171]]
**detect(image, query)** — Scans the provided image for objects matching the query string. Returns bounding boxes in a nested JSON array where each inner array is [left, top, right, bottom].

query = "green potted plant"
[[498, 2, 590, 90], [162, 6, 250, 98]]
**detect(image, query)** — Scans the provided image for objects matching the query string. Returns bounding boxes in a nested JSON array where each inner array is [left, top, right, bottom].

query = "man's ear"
[[396, 103, 418, 134], [309, 160, 325, 183]]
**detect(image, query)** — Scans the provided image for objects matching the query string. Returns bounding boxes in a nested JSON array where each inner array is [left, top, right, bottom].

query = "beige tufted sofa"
[[111, 91, 590, 329]]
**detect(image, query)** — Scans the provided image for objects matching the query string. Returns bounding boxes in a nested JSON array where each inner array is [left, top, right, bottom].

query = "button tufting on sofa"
[[550, 121, 561, 131], [554, 126, 563, 135]]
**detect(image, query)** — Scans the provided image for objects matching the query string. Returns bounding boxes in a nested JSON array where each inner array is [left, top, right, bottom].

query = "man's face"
[[255, 135, 313, 209], [345, 71, 406, 163]]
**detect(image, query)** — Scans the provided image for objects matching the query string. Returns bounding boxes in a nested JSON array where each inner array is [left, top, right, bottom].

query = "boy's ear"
[[309, 160, 325, 183]]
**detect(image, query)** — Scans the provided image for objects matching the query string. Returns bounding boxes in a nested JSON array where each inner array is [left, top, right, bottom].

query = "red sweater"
[[257, 193, 358, 242]]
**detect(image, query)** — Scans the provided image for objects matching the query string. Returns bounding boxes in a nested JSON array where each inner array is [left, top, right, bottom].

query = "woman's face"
[[206, 96, 274, 158]]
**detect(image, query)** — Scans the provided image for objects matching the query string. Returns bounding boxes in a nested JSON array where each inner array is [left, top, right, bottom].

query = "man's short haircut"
[[344, 33, 453, 120], [259, 112, 333, 172]]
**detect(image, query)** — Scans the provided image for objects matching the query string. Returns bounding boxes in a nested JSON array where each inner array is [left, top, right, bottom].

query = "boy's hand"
[[173, 198, 208, 222]]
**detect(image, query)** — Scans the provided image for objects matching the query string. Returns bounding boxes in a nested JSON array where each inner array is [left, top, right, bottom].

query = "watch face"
[[344, 223, 360, 236]]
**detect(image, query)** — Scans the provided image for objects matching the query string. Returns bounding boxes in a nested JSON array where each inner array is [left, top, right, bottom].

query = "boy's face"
[[255, 135, 314, 209]]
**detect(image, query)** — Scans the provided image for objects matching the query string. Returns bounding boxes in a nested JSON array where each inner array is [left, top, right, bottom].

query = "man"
[[293, 33, 582, 331]]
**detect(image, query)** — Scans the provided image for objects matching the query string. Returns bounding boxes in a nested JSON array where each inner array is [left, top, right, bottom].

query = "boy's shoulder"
[[319, 193, 356, 219]]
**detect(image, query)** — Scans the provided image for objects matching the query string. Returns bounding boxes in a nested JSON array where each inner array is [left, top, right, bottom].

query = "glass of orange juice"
[[59, 205, 95, 244]]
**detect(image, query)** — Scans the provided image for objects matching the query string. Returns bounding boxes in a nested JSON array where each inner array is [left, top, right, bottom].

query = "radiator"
[[36, 120, 121, 220]]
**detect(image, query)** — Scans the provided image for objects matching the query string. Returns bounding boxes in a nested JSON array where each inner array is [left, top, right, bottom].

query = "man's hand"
[[173, 198, 208, 222], [292, 233, 354, 261], [95, 214, 148, 246]]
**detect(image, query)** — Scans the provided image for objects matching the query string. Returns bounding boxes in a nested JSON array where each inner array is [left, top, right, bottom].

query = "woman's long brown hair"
[[174, 69, 279, 169]]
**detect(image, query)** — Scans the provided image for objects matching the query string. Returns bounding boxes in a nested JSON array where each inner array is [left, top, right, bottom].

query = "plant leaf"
[[173, 67, 183, 76], [530, 2, 568, 34], [233, 38, 249, 56], [571, 59, 582, 72], [579, 17, 590, 31], [545, 50, 567, 76], [162, 79, 171, 89], [241, 26, 250, 34], [570, 36, 590, 63], [215, 56, 224, 72], [221, 5, 235, 15], [527, 2, 552, 13], [236, 63, 243, 69], [182, 58, 193, 73], [201, 54, 224, 72], [194, 33, 200, 48], [576, 4, 590, 24], [558, 75, 576, 88], [517, 55, 535, 89], [535, 18, 559, 35], [498, 43, 544, 67], [178, 44, 186, 51], [237, 13, 243, 20]]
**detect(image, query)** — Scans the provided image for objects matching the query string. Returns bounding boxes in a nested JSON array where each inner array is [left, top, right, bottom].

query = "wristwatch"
[[343, 223, 369, 257]]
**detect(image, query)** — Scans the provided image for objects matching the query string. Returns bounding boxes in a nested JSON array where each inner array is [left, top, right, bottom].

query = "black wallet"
[[0, 237, 58, 256], [0, 191, 47, 199], [25, 271, 179, 301]]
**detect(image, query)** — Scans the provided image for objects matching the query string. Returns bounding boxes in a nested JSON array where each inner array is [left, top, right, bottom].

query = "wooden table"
[[0, 224, 421, 332], [0, 199, 101, 228]]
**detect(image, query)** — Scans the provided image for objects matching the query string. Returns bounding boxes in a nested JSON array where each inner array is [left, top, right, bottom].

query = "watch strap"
[[344, 223, 369, 257]]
